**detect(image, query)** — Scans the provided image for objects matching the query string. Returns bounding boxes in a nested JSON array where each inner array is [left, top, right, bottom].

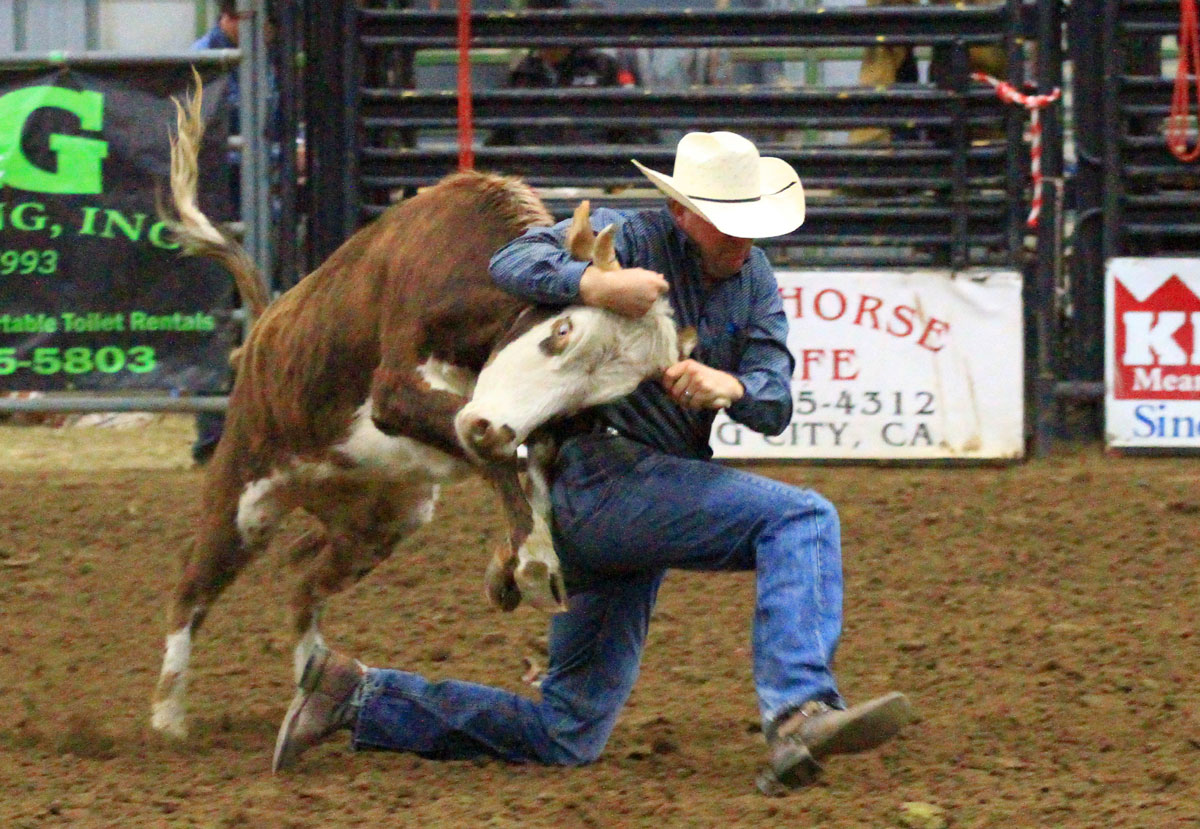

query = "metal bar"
[[1124, 192, 1200, 206], [12, 0, 26, 52], [83, 0, 99, 51], [341, 0, 362, 247], [1032, 0, 1066, 456], [0, 49, 241, 67], [0, 397, 228, 414], [1053, 381, 1105, 401], [949, 41, 970, 270], [275, 0, 301, 291], [1004, 0, 1025, 263], [305, 0, 356, 262], [359, 87, 1005, 128], [1068, 0, 1107, 387], [357, 7, 1015, 49], [1119, 21, 1189, 34], [1101, 0, 1122, 261], [1124, 223, 1200, 234], [358, 146, 1008, 184], [238, 0, 271, 317]]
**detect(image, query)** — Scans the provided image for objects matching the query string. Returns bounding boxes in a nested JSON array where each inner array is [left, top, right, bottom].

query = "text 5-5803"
[[0, 346, 156, 375]]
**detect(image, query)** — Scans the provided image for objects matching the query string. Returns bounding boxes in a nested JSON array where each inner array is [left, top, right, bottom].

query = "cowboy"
[[271, 131, 912, 794]]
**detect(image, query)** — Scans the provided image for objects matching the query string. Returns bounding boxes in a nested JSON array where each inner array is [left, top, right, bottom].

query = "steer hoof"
[[484, 555, 522, 613], [370, 415, 403, 438], [515, 559, 568, 613]]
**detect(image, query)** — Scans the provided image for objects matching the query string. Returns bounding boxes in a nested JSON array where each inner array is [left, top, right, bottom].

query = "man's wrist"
[[578, 265, 604, 307]]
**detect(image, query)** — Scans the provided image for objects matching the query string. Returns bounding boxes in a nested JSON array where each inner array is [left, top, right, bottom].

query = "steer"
[[150, 80, 688, 739]]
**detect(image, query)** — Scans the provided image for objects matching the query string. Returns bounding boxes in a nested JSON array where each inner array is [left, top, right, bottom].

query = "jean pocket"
[[552, 435, 649, 533]]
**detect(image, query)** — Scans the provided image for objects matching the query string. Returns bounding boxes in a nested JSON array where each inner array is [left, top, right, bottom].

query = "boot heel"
[[297, 648, 329, 693], [756, 751, 822, 796]]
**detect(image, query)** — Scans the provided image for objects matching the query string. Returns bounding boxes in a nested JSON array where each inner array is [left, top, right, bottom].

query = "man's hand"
[[663, 359, 744, 410], [579, 265, 668, 318]]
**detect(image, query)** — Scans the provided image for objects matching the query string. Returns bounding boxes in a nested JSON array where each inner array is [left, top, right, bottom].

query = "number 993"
[[0, 249, 58, 275]]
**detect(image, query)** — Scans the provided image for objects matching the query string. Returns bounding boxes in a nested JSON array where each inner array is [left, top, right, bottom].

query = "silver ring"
[[684, 391, 693, 398]]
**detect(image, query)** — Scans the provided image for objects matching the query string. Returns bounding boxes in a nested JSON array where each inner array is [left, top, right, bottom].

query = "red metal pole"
[[457, 0, 475, 170]]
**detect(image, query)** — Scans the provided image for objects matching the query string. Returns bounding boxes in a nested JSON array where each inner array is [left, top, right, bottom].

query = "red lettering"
[[854, 295, 883, 330], [917, 318, 951, 352], [778, 286, 803, 318], [814, 289, 847, 321], [887, 305, 915, 338], [800, 349, 824, 381], [833, 348, 859, 380]]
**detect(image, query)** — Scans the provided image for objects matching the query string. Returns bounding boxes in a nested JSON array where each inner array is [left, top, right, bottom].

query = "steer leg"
[[152, 461, 284, 738], [369, 333, 474, 460], [514, 435, 567, 612], [289, 480, 437, 658], [481, 459, 567, 614], [480, 465, 532, 612]]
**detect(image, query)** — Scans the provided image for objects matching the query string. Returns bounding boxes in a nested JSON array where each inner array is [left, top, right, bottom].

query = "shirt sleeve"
[[490, 209, 632, 306], [725, 263, 795, 436]]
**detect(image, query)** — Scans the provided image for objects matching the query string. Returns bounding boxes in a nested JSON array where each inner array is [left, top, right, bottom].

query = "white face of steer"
[[455, 298, 681, 462]]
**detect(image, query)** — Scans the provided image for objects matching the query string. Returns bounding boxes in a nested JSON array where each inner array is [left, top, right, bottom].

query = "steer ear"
[[677, 326, 699, 358], [593, 225, 619, 271], [567, 200, 594, 261]]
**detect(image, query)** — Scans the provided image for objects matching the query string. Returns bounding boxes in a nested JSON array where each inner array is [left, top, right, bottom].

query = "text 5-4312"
[[794, 389, 936, 417]]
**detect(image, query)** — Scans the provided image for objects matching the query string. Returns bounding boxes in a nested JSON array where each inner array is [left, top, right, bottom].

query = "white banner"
[[712, 270, 1025, 460], [1105, 258, 1200, 449]]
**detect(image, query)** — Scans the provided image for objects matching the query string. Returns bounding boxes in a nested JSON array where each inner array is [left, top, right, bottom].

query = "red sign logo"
[[1113, 274, 1200, 399]]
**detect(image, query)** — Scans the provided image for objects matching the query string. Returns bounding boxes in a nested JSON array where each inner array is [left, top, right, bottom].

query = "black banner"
[[0, 63, 238, 392]]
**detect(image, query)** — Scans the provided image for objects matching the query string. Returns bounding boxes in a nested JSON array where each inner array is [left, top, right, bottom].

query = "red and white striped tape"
[[972, 73, 1062, 229]]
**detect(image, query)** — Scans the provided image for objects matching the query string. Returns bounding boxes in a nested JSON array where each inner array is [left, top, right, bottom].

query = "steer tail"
[[165, 70, 270, 322]]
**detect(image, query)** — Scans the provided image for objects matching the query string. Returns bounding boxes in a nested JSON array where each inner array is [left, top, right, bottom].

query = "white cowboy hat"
[[631, 131, 805, 239]]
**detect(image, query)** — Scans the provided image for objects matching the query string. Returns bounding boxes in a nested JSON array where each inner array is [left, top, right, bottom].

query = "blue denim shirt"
[[490, 206, 794, 459]]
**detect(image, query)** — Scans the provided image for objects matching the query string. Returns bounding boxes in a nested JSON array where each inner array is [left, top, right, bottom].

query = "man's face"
[[670, 202, 754, 282], [219, 12, 240, 45]]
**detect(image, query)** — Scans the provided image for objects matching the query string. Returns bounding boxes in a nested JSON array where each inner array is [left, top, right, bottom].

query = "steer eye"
[[538, 315, 574, 356]]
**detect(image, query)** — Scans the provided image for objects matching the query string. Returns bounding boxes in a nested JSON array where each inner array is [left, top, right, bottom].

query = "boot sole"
[[808, 691, 912, 759], [760, 692, 913, 794]]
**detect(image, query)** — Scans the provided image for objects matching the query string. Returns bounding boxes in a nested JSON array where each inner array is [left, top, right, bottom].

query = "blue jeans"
[[351, 433, 844, 764]]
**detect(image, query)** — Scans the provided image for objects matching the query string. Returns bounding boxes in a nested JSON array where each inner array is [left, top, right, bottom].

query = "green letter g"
[[0, 87, 108, 194]]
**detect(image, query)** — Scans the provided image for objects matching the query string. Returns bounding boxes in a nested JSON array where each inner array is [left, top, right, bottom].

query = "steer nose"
[[457, 413, 519, 462]]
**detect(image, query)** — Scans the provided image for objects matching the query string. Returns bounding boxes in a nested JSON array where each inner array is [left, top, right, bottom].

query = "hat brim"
[[631, 156, 805, 239]]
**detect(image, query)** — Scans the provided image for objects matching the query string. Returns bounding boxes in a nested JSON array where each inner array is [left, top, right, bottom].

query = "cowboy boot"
[[272, 645, 366, 773], [757, 691, 913, 795]]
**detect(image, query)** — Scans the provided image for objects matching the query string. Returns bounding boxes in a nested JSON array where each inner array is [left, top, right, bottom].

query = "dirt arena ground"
[[0, 415, 1197, 828]]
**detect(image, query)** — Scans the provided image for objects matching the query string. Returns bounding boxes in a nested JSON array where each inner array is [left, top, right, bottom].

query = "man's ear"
[[677, 326, 699, 358]]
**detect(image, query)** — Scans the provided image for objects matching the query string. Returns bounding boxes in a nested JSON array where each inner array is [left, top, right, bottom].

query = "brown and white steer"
[[150, 82, 687, 739]]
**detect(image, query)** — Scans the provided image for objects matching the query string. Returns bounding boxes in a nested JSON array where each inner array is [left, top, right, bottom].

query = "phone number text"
[[794, 389, 935, 417], [1, 249, 58, 275], [0, 346, 157, 375]]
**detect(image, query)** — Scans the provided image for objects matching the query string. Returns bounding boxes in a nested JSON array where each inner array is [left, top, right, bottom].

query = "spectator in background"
[[617, 47, 732, 92], [487, 0, 644, 146], [615, 44, 732, 146], [850, 0, 1006, 146], [614, 0, 733, 96]]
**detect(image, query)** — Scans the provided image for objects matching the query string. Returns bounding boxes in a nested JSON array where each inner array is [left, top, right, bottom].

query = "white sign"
[[1105, 258, 1200, 448], [711, 270, 1025, 460]]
